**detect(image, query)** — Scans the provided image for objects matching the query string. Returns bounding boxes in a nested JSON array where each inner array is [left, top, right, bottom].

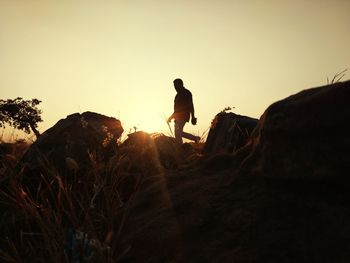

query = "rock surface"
[[21, 111, 123, 182], [111, 131, 201, 201], [4, 81, 350, 262], [240, 80, 350, 178], [119, 131, 199, 172], [204, 112, 258, 154], [116, 81, 350, 263]]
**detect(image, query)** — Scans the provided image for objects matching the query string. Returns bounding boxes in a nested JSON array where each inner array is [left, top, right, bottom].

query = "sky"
[[1, 0, 349, 141]]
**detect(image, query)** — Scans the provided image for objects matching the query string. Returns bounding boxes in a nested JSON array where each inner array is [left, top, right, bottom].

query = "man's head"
[[173, 78, 184, 92]]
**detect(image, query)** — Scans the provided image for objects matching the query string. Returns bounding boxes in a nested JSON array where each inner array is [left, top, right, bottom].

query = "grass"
[[0, 111, 210, 262], [0, 141, 149, 262], [327, 69, 349, 85], [0, 132, 203, 262]]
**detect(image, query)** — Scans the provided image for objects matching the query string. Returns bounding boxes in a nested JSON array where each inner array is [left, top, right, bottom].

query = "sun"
[[135, 116, 167, 134], [123, 109, 171, 135]]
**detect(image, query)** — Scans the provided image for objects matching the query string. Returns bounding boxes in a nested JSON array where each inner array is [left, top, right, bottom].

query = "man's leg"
[[174, 120, 186, 144], [182, 131, 200, 143], [175, 120, 200, 143]]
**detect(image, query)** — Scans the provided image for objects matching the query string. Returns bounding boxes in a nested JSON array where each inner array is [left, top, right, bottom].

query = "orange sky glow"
[[1, 0, 349, 141]]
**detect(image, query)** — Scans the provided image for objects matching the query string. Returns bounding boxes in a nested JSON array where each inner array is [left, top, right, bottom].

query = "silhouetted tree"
[[0, 97, 42, 138]]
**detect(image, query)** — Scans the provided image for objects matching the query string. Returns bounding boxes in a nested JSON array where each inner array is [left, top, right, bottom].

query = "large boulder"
[[204, 112, 258, 154], [115, 131, 182, 201], [119, 131, 192, 171], [21, 112, 123, 181], [240, 80, 350, 177]]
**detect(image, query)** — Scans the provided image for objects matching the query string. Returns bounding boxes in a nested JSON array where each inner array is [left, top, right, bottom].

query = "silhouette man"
[[168, 78, 200, 144]]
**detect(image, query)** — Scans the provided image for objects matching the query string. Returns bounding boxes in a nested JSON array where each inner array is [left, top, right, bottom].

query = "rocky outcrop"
[[240, 80, 350, 178], [116, 81, 350, 263], [21, 112, 123, 180], [3, 81, 350, 263], [116, 131, 199, 201], [119, 131, 195, 171], [204, 112, 258, 154]]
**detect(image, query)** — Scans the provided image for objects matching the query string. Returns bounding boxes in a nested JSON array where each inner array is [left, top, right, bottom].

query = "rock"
[[241, 80, 350, 178], [115, 81, 350, 263], [203, 112, 258, 154], [116, 131, 176, 201], [153, 133, 182, 169], [118, 131, 164, 175], [119, 131, 180, 171], [118, 131, 199, 174], [20, 111, 123, 183]]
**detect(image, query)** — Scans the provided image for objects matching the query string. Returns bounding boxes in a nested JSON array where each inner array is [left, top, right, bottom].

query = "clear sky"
[[1, 0, 349, 141]]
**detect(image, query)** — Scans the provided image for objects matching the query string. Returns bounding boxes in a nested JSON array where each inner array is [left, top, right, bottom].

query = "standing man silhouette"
[[168, 78, 200, 144]]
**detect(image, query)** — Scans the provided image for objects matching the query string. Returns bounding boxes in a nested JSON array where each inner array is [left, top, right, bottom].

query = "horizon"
[[1, 0, 350, 141]]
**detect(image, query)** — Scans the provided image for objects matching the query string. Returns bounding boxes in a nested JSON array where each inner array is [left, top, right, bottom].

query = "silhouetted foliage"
[[327, 68, 349, 85], [0, 97, 42, 138]]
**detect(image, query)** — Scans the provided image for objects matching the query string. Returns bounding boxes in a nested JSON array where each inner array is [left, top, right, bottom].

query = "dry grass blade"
[[163, 116, 174, 137], [328, 68, 349, 84], [0, 250, 18, 263], [0, 240, 22, 263], [199, 126, 210, 143]]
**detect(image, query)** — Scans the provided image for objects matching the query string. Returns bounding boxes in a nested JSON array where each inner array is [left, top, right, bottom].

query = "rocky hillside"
[[1, 80, 350, 262], [116, 80, 350, 262]]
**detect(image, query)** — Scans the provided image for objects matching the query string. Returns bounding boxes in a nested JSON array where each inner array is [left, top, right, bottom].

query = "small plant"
[[221, 106, 235, 113], [327, 69, 349, 85], [127, 125, 139, 134]]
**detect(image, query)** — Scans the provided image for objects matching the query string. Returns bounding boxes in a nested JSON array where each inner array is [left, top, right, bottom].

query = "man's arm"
[[167, 113, 174, 122], [189, 93, 197, 125]]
